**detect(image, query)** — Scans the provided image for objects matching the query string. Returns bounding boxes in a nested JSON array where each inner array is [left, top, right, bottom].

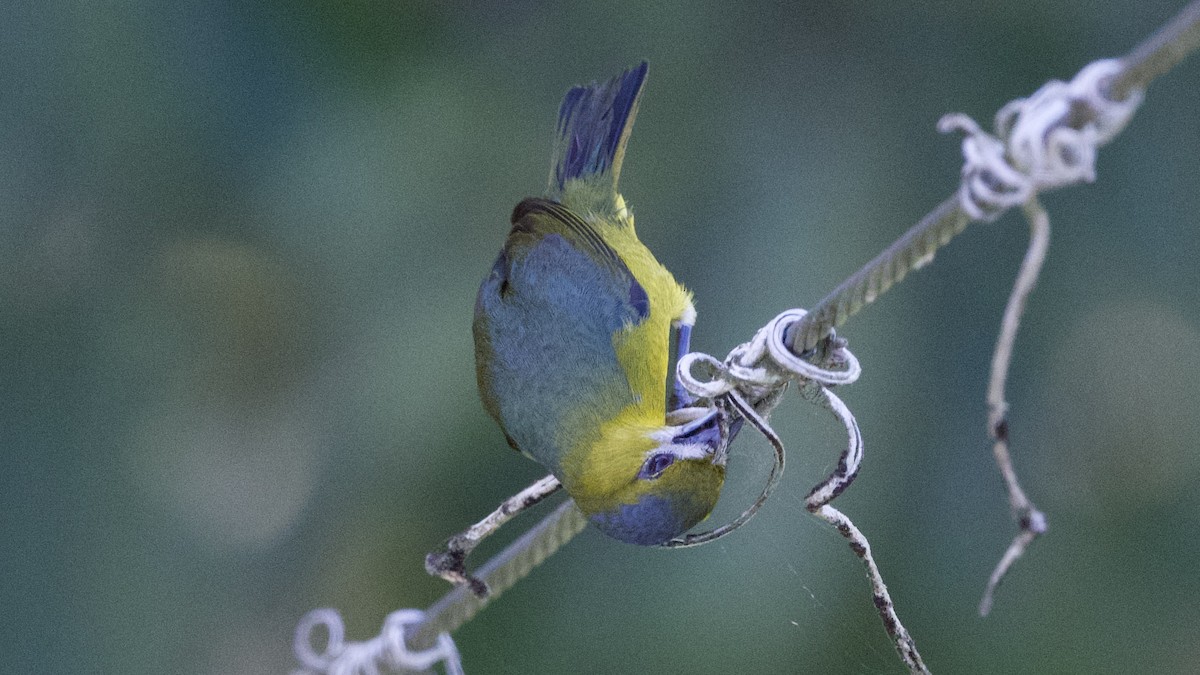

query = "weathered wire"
[[1111, 0, 1200, 100], [788, 196, 968, 354], [674, 313, 927, 672], [788, 0, 1200, 354], [293, 607, 465, 675], [408, 499, 587, 651], [675, 304, 930, 671], [293, 501, 586, 674], [424, 474, 564, 598], [978, 199, 1052, 617]]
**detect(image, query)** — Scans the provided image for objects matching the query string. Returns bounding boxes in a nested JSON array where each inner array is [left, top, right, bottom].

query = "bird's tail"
[[548, 62, 648, 209]]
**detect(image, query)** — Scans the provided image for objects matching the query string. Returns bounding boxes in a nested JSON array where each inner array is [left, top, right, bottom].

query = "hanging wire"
[[978, 198, 1053, 617]]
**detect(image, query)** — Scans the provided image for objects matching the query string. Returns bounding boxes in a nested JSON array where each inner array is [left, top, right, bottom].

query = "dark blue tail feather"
[[550, 62, 648, 193]]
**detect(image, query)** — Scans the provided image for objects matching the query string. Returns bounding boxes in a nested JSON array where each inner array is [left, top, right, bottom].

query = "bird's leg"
[[425, 474, 562, 598], [669, 319, 696, 412]]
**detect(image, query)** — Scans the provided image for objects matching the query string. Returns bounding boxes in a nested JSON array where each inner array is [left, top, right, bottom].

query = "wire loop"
[[677, 308, 860, 403], [293, 607, 464, 675], [940, 58, 1144, 221], [662, 308, 862, 547]]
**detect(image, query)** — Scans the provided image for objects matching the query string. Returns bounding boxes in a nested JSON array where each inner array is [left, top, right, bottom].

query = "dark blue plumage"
[[551, 62, 648, 192], [590, 494, 709, 546]]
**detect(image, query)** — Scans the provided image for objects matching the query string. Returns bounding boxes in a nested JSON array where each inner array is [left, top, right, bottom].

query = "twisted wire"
[[788, 0, 1200, 353], [293, 4, 1200, 671]]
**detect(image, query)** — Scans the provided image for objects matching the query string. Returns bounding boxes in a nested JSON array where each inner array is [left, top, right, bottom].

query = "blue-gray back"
[[473, 199, 649, 476]]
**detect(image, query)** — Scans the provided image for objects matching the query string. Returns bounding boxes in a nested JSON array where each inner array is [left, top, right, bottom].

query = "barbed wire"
[[293, 2, 1200, 672]]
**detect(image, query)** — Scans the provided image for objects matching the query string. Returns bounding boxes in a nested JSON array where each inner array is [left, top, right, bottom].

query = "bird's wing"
[[473, 198, 650, 473]]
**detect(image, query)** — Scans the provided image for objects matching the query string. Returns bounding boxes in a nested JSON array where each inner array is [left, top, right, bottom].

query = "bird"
[[472, 62, 738, 546]]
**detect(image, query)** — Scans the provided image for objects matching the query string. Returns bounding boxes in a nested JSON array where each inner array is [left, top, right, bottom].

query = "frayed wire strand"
[[978, 198, 1052, 617], [811, 503, 929, 675], [801, 383, 928, 674], [675, 307, 929, 673], [778, 1, 1200, 624]]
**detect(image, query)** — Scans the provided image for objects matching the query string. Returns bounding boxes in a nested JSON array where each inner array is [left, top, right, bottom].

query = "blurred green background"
[[5, 1, 1200, 673]]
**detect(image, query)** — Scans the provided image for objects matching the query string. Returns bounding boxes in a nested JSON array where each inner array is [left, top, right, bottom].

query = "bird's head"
[[568, 406, 740, 545]]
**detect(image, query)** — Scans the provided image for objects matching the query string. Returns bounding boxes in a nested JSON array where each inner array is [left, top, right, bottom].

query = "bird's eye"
[[640, 453, 675, 480]]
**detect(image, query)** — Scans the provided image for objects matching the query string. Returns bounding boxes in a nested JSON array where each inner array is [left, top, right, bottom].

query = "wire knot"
[[677, 308, 861, 407], [939, 58, 1144, 221], [293, 607, 464, 675]]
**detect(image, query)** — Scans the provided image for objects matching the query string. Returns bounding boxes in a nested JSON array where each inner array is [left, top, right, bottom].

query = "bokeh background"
[[5, 1, 1200, 673]]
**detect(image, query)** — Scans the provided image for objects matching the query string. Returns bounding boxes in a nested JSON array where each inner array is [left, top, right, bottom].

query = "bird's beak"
[[671, 407, 742, 467]]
